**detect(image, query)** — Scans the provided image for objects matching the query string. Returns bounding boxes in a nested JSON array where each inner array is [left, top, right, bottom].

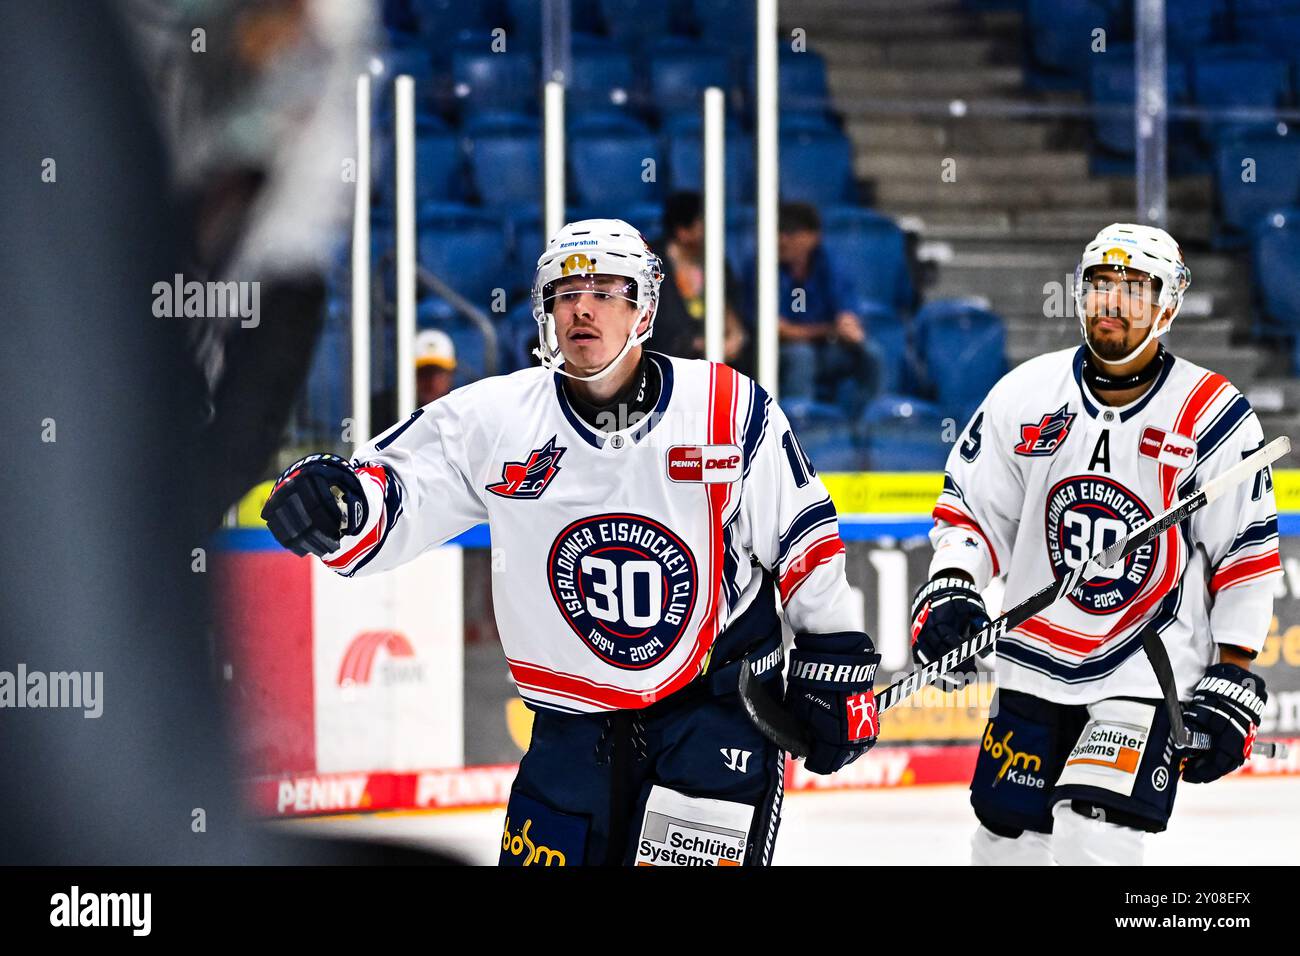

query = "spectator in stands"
[[372, 327, 459, 431], [764, 201, 879, 414], [415, 328, 457, 405], [652, 192, 750, 375]]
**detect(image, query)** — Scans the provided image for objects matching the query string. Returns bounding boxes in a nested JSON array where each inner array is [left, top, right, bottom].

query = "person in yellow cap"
[[415, 328, 457, 406]]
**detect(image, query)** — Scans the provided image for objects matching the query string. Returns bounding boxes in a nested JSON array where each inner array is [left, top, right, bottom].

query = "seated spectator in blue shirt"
[[749, 202, 880, 415]]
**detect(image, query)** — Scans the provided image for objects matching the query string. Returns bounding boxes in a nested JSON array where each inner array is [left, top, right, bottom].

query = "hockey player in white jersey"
[[261, 219, 881, 866], [912, 223, 1279, 866]]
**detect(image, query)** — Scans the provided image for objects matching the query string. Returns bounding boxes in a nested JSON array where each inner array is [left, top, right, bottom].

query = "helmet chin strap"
[[1084, 319, 1162, 367]]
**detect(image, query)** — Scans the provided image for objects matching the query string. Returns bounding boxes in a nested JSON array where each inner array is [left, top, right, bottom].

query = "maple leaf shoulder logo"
[[486, 436, 566, 499], [1014, 404, 1076, 457]]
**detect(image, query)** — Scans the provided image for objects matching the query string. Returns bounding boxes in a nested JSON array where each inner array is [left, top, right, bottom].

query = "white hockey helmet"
[[1074, 222, 1192, 365], [531, 218, 664, 382]]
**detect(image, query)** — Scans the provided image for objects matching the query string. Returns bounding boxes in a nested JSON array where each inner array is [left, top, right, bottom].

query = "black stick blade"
[[737, 660, 811, 758]]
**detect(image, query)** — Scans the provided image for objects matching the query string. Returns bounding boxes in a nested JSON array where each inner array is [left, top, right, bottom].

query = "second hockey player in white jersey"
[[912, 223, 1279, 865], [261, 219, 882, 866]]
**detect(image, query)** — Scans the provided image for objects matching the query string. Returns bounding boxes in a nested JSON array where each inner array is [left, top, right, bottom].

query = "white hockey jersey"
[[321, 352, 863, 714], [930, 346, 1281, 705]]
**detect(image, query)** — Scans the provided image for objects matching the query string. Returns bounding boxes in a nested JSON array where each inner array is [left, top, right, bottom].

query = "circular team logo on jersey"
[[1043, 476, 1158, 616], [547, 513, 699, 670]]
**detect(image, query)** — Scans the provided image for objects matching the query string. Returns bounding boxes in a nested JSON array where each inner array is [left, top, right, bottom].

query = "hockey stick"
[[739, 436, 1291, 761], [1138, 623, 1211, 751]]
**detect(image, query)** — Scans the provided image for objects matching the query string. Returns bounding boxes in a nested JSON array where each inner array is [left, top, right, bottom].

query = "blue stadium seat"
[[417, 207, 510, 308], [725, 205, 757, 279], [1234, 1, 1300, 57], [567, 131, 662, 207], [855, 300, 914, 396], [463, 111, 539, 137], [503, 0, 543, 45], [860, 396, 951, 471], [1191, 49, 1291, 145], [467, 129, 541, 207], [1214, 135, 1300, 238], [648, 42, 732, 117], [1166, 0, 1223, 49], [1252, 209, 1300, 361], [779, 111, 840, 135], [779, 398, 862, 470], [666, 127, 754, 203], [568, 112, 652, 137], [301, 297, 348, 439], [570, 48, 638, 112], [779, 50, 830, 114], [912, 299, 1006, 423], [797, 432, 868, 472], [660, 111, 712, 137], [505, 205, 545, 288], [821, 207, 914, 314], [780, 129, 854, 204], [504, 0, 603, 47], [369, 44, 435, 87], [656, 112, 742, 137], [499, 299, 541, 373], [694, 0, 756, 53], [1089, 46, 1190, 157], [374, 124, 466, 206], [446, 319, 491, 387], [665, 0, 696, 33], [1025, 0, 1113, 88], [414, 129, 466, 202], [742, 49, 834, 126], [452, 46, 538, 117], [410, 0, 496, 43], [599, 0, 672, 42]]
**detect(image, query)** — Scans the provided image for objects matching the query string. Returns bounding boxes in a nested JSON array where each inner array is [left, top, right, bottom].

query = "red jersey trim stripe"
[[779, 533, 847, 604], [1161, 372, 1228, 506], [1210, 548, 1282, 596], [932, 504, 1001, 576]]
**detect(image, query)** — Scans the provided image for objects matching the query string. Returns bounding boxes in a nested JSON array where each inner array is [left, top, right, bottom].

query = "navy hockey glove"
[[1181, 663, 1268, 784], [261, 453, 369, 558], [910, 574, 991, 691], [784, 631, 882, 775]]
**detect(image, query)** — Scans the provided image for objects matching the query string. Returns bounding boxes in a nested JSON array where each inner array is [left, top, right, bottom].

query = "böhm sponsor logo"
[[501, 817, 567, 866], [983, 726, 1045, 787]]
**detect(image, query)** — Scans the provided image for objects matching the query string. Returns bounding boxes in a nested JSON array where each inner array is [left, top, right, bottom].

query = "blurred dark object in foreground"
[[0, 0, 458, 865]]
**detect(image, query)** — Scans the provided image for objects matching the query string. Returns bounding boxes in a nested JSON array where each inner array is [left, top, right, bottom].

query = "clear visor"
[[541, 274, 638, 310], [1080, 265, 1162, 306]]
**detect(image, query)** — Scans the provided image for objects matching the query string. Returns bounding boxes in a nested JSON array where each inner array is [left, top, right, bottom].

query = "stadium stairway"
[[784, 0, 1300, 462]]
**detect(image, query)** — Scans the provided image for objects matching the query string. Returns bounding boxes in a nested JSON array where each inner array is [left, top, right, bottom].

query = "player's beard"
[[1085, 316, 1137, 362]]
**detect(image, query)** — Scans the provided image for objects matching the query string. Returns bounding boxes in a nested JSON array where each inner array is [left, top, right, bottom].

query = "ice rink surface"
[[279, 776, 1300, 865]]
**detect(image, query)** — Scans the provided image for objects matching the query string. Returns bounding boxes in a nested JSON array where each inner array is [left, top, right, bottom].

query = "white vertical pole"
[[395, 75, 417, 419], [755, 0, 780, 397], [1135, 0, 1168, 228], [544, 80, 566, 243], [351, 73, 372, 450], [703, 86, 727, 364]]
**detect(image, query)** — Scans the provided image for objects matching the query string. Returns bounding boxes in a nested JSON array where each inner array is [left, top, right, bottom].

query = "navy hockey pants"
[[499, 583, 787, 866]]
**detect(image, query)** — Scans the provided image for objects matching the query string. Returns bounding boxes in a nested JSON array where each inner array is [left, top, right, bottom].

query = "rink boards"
[[217, 471, 1300, 817]]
